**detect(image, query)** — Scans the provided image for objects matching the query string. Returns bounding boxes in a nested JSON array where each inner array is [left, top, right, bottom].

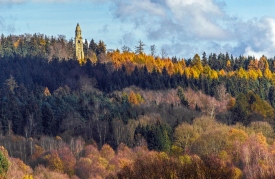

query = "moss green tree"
[[0, 151, 9, 178], [177, 87, 189, 107]]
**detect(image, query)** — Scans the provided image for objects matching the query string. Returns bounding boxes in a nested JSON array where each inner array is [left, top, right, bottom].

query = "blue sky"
[[1, 0, 275, 59]]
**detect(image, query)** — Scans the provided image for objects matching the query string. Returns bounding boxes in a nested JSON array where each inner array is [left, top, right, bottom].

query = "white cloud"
[[113, 0, 166, 26], [265, 18, 275, 46], [244, 47, 266, 59], [110, 0, 275, 58], [242, 17, 275, 58], [109, 0, 233, 57], [165, 0, 227, 40]]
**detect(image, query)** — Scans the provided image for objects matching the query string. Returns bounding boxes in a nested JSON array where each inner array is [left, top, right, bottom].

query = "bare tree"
[[122, 45, 131, 53], [150, 45, 157, 57], [161, 48, 167, 59], [112, 119, 126, 146], [135, 40, 145, 54], [96, 120, 108, 147], [207, 105, 216, 119], [24, 113, 37, 139], [216, 84, 228, 101], [7, 120, 12, 135]]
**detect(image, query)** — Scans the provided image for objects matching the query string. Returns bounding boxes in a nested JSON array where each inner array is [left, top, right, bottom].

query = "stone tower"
[[75, 23, 84, 60]]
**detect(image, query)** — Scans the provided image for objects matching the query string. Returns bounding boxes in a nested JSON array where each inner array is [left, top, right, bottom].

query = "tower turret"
[[75, 23, 84, 60]]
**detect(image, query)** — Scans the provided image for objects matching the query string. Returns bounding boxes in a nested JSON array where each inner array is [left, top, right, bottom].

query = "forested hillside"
[[0, 34, 275, 178]]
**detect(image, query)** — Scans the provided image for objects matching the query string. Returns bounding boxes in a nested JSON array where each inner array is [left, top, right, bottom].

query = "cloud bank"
[[109, 0, 275, 58]]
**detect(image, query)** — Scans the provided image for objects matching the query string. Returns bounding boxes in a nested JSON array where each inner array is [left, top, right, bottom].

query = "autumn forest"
[[0, 33, 275, 178]]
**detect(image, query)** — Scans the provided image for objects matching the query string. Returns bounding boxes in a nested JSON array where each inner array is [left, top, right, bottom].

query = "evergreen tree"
[[42, 103, 57, 136], [268, 86, 275, 108], [96, 40, 106, 55], [84, 39, 89, 57], [231, 93, 249, 125], [177, 87, 189, 107], [202, 51, 207, 66], [89, 39, 97, 53]]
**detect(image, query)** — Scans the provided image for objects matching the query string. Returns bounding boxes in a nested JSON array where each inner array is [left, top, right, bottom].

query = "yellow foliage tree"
[[100, 144, 115, 161], [167, 62, 174, 76], [190, 67, 200, 79], [184, 68, 192, 79], [43, 87, 51, 97], [128, 91, 139, 105], [174, 63, 184, 75], [45, 151, 64, 173], [191, 54, 203, 72], [203, 65, 211, 76], [226, 60, 232, 71], [174, 123, 199, 152], [14, 39, 20, 48], [209, 70, 218, 79], [23, 175, 33, 179], [264, 68, 273, 79], [219, 69, 226, 77], [247, 69, 258, 80], [236, 67, 248, 79], [227, 97, 236, 110], [227, 128, 248, 144]]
